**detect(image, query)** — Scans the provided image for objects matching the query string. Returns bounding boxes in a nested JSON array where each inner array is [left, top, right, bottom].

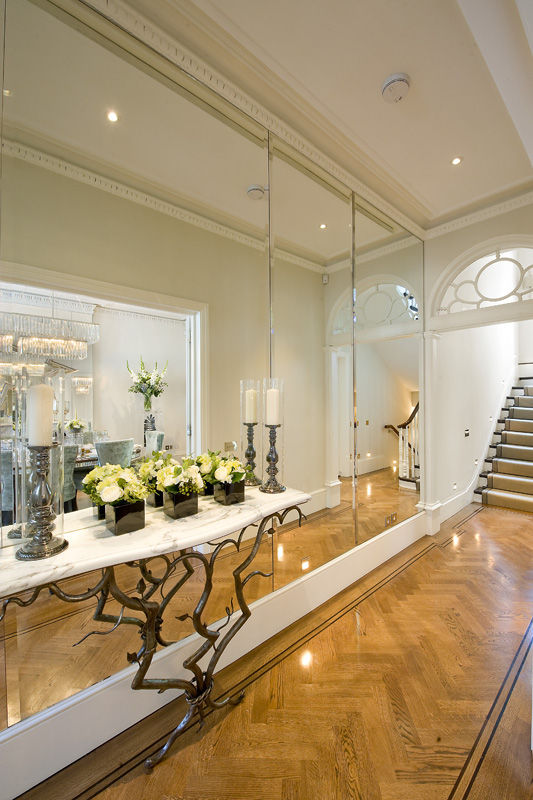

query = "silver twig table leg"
[[0, 505, 305, 769]]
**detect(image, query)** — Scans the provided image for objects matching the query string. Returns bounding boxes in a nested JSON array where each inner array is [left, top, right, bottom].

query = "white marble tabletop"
[[0, 487, 310, 598]]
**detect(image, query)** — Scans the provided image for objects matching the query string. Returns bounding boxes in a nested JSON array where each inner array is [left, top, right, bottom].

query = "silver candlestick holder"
[[260, 424, 286, 494], [16, 444, 68, 561], [243, 422, 261, 486]]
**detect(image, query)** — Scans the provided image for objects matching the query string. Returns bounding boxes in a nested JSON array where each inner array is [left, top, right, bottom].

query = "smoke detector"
[[381, 73, 410, 104], [246, 184, 265, 200]]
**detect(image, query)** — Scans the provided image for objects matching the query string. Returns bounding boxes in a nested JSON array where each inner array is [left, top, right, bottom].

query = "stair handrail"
[[398, 402, 419, 429]]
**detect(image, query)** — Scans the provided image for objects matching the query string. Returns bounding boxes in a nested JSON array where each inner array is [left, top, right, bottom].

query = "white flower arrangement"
[[194, 450, 221, 484], [156, 461, 204, 496], [138, 451, 178, 492], [82, 464, 148, 506], [66, 416, 86, 432], [213, 457, 246, 485], [127, 357, 168, 411]]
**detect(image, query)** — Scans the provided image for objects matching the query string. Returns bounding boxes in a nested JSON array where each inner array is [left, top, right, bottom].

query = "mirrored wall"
[[0, 0, 423, 730]]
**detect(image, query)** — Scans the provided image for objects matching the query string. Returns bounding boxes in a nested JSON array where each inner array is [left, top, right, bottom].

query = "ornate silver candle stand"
[[243, 422, 261, 486], [260, 424, 286, 493], [16, 444, 68, 561]]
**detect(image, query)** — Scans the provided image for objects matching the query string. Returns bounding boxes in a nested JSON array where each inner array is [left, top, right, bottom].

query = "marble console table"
[[0, 487, 310, 768]]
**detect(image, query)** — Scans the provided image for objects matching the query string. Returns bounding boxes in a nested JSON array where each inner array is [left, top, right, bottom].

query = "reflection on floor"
[[0, 469, 419, 730]]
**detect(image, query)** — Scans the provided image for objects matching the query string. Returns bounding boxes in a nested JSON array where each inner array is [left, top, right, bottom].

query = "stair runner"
[[477, 379, 533, 512]]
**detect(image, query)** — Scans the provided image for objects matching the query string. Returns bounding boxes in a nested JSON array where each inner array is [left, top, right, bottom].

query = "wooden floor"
[[17, 502, 533, 800], [0, 470, 418, 729]]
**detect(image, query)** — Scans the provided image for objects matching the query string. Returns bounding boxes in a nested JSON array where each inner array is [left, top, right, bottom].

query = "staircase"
[[385, 403, 420, 491], [475, 377, 533, 512]]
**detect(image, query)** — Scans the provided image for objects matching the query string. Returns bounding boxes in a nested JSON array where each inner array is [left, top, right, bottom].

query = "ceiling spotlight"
[[381, 73, 410, 104], [246, 184, 265, 200], [107, 110, 119, 123], [319, 223, 327, 229], [2, 89, 11, 97], [451, 156, 463, 166]]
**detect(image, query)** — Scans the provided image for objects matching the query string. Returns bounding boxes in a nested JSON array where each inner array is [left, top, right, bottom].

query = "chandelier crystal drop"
[[0, 311, 99, 360]]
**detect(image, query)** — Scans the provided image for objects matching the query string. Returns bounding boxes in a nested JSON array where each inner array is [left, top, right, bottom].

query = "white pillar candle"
[[244, 388, 258, 424], [27, 383, 54, 446], [265, 388, 280, 425]]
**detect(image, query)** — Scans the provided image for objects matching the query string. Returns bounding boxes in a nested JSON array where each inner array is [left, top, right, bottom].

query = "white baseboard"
[[0, 511, 426, 798]]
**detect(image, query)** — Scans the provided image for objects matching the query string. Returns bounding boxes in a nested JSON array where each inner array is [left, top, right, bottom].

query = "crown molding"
[[78, 0, 425, 240], [425, 189, 533, 240], [0, 286, 96, 316]]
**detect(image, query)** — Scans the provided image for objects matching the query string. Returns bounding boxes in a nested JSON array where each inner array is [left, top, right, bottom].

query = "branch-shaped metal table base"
[[0, 505, 305, 769]]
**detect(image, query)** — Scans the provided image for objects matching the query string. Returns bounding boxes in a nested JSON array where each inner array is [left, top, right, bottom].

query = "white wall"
[[356, 339, 414, 475], [92, 309, 187, 452], [518, 318, 533, 368], [432, 322, 517, 512]]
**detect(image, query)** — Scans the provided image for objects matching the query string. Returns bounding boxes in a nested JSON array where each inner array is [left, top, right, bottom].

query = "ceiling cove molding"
[[80, 0, 425, 240], [4, 140, 325, 273], [425, 190, 533, 240]]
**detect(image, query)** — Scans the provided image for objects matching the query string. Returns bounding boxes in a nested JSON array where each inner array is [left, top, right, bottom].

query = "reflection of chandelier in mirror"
[[0, 312, 99, 360], [72, 377, 93, 394]]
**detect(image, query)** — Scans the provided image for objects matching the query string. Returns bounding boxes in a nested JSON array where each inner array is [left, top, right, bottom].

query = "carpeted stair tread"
[[501, 430, 533, 446], [515, 396, 533, 408], [496, 443, 533, 461], [492, 457, 533, 477], [482, 488, 533, 512], [509, 406, 533, 420], [505, 418, 533, 433], [487, 473, 533, 495]]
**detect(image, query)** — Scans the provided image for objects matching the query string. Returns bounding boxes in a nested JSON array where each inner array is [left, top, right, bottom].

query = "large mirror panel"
[[0, 0, 271, 726], [353, 201, 423, 541], [270, 143, 355, 588]]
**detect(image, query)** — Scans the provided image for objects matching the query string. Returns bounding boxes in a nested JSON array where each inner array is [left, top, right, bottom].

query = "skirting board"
[[0, 511, 426, 798]]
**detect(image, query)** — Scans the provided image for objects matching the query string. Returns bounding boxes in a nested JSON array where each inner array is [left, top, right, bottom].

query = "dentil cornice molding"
[[425, 190, 533, 240], [3, 140, 325, 274]]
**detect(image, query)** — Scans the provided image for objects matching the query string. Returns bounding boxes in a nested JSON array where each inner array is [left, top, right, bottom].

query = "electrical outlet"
[[391, 512, 397, 523], [164, 444, 173, 450], [385, 515, 390, 527]]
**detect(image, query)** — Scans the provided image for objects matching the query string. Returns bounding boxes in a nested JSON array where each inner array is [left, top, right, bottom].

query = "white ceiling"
[[4, 0, 405, 265], [140, 0, 533, 227]]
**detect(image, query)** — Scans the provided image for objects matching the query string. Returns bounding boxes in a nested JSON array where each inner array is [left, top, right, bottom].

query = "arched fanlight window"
[[437, 248, 533, 315], [330, 283, 420, 337]]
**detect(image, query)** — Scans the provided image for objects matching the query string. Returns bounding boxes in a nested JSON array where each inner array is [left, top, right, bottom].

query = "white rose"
[[99, 484, 123, 503], [163, 474, 176, 488], [155, 459, 163, 469], [195, 476, 203, 489], [188, 465, 200, 475], [214, 465, 230, 483], [199, 460, 211, 474]]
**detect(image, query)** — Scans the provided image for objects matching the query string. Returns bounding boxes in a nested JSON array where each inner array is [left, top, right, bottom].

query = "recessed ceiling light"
[[2, 89, 11, 97], [107, 110, 119, 123], [451, 156, 463, 166], [319, 223, 327, 230]]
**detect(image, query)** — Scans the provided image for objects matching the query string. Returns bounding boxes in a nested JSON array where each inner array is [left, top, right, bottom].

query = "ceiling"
[[125, 0, 533, 229], [4, 0, 407, 266]]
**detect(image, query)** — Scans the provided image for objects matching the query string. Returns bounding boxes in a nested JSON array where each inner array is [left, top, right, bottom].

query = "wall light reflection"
[[300, 650, 312, 667], [277, 544, 284, 561]]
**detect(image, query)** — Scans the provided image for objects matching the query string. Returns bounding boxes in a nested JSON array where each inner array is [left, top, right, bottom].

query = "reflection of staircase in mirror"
[[384, 402, 420, 491], [476, 377, 533, 512]]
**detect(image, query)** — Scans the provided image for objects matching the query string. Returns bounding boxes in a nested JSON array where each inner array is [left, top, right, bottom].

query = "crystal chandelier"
[[0, 311, 99, 360]]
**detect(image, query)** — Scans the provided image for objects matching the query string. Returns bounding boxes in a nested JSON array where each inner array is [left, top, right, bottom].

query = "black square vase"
[[164, 491, 199, 519], [214, 480, 245, 505], [203, 482, 215, 496], [146, 490, 164, 508], [93, 503, 106, 521], [106, 500, 145, 535]]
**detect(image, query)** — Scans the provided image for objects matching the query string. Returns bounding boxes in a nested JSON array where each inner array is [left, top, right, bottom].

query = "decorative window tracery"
[[437, 248, 533, 315], [331, 283, 420, 336]]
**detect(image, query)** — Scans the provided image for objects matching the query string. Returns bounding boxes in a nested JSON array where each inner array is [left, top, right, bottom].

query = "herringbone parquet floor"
[[73, 503, 532, 800]]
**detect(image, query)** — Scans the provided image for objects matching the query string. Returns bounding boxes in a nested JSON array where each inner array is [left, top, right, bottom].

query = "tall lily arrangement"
[[127, 357, 168, 411]]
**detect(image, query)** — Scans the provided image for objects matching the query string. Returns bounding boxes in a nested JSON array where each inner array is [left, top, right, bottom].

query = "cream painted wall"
[[1, 156, 270, 459], [432, 322, 518, 507], [272, 258, 326, 499]]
